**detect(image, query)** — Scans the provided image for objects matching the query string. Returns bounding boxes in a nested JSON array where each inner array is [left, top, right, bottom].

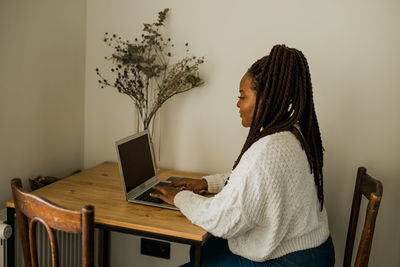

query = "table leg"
[[6, 207, 15, 267], [194, 244, 202, 267], [98, 228, 110, 267]]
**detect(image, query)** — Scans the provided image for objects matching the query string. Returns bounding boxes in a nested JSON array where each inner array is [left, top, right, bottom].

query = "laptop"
[[115, 129, 179, 210]]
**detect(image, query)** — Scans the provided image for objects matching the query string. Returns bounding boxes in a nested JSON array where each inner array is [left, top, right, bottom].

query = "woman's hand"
[[150, 186, 182, 206], [169, 178, 208, 193]]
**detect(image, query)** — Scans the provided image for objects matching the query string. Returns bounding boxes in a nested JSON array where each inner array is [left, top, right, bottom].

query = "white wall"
[[86, 0, 400, 266], [0, 0, 86, 207]]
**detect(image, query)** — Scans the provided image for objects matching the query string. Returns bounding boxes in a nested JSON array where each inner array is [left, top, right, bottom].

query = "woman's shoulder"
[[237, 131, 305, 167], [253, 131, 300, 150], [242, 131, 304, 163]]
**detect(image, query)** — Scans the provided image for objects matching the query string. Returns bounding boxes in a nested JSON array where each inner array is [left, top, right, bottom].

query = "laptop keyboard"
[[135, 182, 169, 204]]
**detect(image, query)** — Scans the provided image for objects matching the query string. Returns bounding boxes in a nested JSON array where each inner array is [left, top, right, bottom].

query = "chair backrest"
[[343, 167, 383, 267], [11, 178, 94, 267]]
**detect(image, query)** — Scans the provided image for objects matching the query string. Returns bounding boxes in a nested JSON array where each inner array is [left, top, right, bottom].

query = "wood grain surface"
[[7, 162, 209, 241]]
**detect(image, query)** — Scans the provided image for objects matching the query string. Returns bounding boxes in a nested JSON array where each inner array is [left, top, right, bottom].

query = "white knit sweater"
[[174, 131, 330, 261]]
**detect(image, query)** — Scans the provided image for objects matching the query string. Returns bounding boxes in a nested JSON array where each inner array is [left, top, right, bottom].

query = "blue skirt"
[[182, 236, 335, 266]]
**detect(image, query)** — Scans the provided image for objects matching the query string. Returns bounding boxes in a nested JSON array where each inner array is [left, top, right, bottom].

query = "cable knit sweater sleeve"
[[202, 173, 230, 193], [174, 132, 330, 261]]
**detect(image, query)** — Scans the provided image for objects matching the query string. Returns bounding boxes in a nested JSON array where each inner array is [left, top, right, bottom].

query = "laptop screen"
[[117, 132, 155, 192]]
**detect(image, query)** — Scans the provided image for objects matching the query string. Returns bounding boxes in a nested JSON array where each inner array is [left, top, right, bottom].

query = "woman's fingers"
[[169, 180, 185, 187], [152, 185, 165, 193], [169, 180, 192, 190], [169, 178, 192, 187], [151, 185, 179, 205], [150, 193, 169, 204], [149, 192, 163, 200]]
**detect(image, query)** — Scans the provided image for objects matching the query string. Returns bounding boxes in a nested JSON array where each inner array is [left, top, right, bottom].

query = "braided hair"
[[233, 44, 324, 210]]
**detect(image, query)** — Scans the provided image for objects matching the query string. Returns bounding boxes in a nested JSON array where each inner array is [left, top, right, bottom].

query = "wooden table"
[[6, 161, 210, 267]]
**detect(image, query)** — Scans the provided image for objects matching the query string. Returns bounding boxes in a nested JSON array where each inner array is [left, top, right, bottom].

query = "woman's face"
[[237, 74, 257, 127]]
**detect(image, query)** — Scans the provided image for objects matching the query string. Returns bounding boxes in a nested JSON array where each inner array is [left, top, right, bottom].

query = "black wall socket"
[[141, 238, 171, 259]]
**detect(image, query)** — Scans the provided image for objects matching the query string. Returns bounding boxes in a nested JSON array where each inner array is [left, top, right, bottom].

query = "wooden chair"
[[343, 167, 383, 267], [11, 178, 94, 267]]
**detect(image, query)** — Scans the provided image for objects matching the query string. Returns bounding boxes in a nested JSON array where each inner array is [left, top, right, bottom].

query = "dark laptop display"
[[117, 134, 155, 192]]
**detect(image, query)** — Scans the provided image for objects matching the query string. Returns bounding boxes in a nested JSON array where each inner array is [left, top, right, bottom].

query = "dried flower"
[[96, 8, 204, 130]]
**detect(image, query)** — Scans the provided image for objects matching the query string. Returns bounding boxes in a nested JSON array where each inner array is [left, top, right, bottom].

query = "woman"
[[151, 44, 335, 266]]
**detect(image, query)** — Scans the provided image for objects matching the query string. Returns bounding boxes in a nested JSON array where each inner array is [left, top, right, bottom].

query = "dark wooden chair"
[[11, 178, 94, 267], [343, 167, 383, 267]]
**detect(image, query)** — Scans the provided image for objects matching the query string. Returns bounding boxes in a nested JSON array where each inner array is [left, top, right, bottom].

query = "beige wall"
[[86, 1, 400, 266], [0, 0, 86, 207]]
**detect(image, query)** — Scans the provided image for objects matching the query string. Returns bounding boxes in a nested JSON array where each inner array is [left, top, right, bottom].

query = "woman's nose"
[[236, 99, 240, 108]]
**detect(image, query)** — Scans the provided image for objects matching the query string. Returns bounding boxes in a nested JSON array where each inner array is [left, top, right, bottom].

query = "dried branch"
[[96, 8, 204, 131]]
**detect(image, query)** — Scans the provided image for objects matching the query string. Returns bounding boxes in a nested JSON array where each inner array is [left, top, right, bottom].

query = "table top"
[[6, 161, 210, 242]]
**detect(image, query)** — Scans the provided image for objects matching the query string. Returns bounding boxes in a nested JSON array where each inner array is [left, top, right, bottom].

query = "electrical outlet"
[[141, 238, 170, 259]]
